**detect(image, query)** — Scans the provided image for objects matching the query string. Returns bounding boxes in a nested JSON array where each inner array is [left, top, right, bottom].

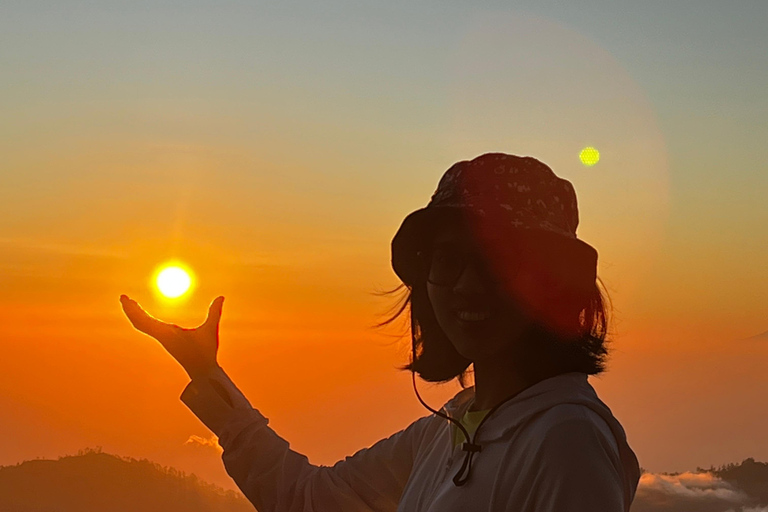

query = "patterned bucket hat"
[[391, 152, 599, 336]]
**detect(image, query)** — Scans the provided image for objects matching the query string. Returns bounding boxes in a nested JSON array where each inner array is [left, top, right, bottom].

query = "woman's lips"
[[454, 309, 496, 330]]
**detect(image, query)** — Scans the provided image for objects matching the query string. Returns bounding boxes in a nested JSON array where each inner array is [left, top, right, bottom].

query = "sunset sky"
[[1, 0, 767, 491]]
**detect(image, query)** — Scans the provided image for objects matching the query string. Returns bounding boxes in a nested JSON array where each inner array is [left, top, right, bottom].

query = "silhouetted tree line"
[[700, 457, 768, 503], [0, 449, 254, 512]]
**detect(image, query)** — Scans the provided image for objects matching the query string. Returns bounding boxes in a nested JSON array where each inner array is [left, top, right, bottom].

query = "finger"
[[120, 295, 166, 337], [202, 296, 225, 331]]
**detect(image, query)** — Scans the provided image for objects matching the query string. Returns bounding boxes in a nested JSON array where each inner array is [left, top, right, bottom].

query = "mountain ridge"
[[0, 448, 253, 512]]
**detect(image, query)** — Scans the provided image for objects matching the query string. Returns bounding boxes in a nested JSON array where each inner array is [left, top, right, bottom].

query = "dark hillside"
[[0, 449, 253, 512]]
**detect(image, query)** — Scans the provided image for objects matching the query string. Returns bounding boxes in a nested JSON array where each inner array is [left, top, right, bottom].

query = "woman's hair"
[[371, 246, 614, 389]]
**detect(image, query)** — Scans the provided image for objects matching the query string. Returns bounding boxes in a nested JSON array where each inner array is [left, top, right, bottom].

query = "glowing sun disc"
[[156, 266, 192, 298]]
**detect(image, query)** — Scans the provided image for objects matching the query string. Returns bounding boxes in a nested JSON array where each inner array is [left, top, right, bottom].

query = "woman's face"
[[426, 221, 531, 363]]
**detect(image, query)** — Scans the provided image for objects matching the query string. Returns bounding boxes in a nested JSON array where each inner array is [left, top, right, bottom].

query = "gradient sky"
[[1, 0, 767, 491]]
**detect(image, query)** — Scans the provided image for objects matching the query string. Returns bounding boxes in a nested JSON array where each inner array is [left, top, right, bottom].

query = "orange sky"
[[2, 2, 767, 492]]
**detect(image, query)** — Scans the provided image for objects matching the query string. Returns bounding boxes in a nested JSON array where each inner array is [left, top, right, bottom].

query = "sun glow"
[[154, 264, 193, 299]]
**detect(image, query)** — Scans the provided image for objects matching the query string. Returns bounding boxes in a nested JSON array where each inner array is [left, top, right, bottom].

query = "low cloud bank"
[[632, 470, 763, 512]]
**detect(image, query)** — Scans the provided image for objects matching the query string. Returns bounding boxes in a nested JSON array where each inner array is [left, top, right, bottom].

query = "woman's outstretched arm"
[[120, 295, 429, 512], [182, 365, 432, 512]]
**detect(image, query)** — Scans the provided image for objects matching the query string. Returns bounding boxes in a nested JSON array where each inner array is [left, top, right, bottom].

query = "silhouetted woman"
[[121, 153, 641, 511]]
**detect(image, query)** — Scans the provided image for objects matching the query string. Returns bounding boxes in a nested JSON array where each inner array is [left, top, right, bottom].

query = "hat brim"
[[391, 205, 598, 294], [391, 206, 467, 286]]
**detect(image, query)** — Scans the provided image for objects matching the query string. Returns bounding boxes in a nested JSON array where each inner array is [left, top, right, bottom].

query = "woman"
[[121, 153, 641, 511]]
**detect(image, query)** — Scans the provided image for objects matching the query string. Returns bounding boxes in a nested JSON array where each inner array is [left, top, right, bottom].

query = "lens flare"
[[579, 147, 600, 166], [155, 265, 192, 298]]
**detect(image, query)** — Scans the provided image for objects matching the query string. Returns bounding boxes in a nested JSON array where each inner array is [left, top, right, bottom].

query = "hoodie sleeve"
[[527, 411, 626, 512], [180, 366, 428, 512]]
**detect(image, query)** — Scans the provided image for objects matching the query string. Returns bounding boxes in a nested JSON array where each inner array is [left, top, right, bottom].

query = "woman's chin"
[[451, 337, 508, 363]]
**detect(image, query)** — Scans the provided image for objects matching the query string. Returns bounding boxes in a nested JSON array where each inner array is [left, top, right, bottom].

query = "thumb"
[[203, 296, 225, 331]]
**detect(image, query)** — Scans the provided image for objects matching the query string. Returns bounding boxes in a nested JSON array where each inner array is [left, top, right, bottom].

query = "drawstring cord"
[[450, 390, 522, 486], [410, 370, 475, 484], [410, 369, 525, 486], [409, 307, 527, 487], [408, 309, 474, 481], [411, 308, 523, 487]]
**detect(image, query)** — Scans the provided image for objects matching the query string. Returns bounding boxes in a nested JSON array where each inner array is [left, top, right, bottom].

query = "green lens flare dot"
[[579, 147, 600, 166]]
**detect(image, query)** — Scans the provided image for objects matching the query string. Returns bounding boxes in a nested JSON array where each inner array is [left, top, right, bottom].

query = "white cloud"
[[185, 434, 223, 454], [633, 470, 760, 512], [638, 471, 750, 502]]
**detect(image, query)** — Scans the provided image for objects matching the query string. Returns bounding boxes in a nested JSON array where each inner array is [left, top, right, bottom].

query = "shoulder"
[[532, 403, 616, 434], [525, 403, 621, 464], [394, 411, 448, 449], [521, 404, 628, 511]]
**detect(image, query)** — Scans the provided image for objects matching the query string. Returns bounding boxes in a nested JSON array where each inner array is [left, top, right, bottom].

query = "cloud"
[[638, 471, 749, 501], [184, 435, 223, 454], [632, 471, 755, 512]]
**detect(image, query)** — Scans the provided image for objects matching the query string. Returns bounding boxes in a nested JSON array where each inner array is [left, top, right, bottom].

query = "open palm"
[[120, 294, 224, 379]]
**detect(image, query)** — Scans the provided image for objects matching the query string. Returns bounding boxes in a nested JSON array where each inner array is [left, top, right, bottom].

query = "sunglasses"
[[417, 241, 523, 287]]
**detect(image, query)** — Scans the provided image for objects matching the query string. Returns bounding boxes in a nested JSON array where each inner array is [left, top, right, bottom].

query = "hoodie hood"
[[440, 372, 641, 509]]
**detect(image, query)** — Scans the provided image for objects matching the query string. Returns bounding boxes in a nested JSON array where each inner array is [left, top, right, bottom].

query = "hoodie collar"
[[441, 372, 612, 443]]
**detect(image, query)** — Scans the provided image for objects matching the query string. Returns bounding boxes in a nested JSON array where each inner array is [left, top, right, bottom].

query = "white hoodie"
[[181, 368, 641, 512]]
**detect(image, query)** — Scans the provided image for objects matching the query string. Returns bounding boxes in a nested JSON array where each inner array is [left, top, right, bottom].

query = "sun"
[[579, 146, 601, 166], [154, 264, 194, 299]]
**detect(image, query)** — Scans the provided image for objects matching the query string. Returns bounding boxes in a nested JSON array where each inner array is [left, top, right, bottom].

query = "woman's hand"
[[120, 294, 224, 380]]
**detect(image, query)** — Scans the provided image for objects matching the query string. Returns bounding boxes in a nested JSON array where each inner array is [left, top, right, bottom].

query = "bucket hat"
[[391, 152, 598, 337]]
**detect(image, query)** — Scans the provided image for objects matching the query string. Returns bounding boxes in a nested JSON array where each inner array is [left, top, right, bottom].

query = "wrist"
[[186, 361, 220, 382]]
